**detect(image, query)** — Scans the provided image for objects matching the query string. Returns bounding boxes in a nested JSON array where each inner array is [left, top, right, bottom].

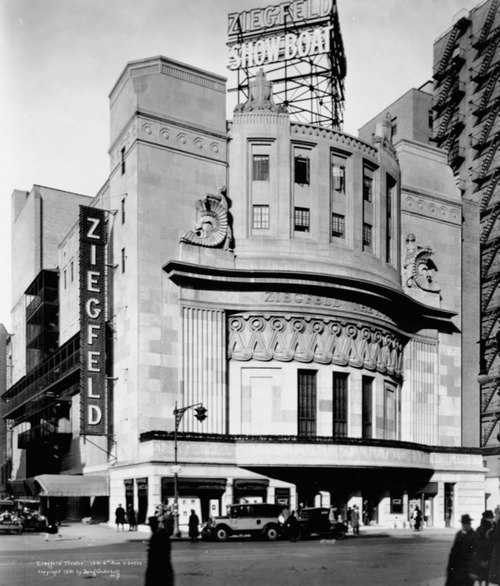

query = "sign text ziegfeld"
[[79, 206, 107, 436]]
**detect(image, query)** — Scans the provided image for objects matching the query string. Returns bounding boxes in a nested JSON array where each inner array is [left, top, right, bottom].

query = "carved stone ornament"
[[234, 69, 287, 114], [180, 187, 233, 250], [228, 314, 404, 379], [403, 234, 440, 293]]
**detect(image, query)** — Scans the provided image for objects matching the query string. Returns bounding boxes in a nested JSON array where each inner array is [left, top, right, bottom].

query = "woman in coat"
[[188, 509, 200, 543]]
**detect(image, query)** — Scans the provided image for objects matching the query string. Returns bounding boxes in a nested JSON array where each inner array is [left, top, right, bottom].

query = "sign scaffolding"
[[227, 0, 346, 129]]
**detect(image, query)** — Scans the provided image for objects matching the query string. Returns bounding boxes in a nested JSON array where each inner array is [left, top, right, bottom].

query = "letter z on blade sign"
[[79, 206, 107, 436]]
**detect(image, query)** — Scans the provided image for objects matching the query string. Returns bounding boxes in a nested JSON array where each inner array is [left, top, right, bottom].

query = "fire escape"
[[431, 15, 469, 170], [471, 0, 500, 446]]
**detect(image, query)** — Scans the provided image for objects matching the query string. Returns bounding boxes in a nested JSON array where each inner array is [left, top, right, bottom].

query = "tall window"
[[298, 370, 317, 437], [332, 373, 348, 437], [384, 382, 397, 440], [386, 175, 396, 263], [362, 376, 373, 439], [252, 155, 270, 181], [363, 166, 373, 202], [121, 147, 126, 175], [63, 269, 67, 290], [294, 156, 310, 185], [294, 207, 310, 232], [252, 205, 270, 229], [332, 163, 346, 194], [391, 117, 398, 140], [121, 247, 126, 273], [331, 213, 345, 238], [70, 261, 74, 283], [121, 197, 126, 224], [363, 223, 372, 250]]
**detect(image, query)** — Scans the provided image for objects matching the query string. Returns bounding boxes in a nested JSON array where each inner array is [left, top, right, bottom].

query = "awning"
[[233, 478, 269, 492], [35, 474, 109, 497], [419, 482, 438, 497]]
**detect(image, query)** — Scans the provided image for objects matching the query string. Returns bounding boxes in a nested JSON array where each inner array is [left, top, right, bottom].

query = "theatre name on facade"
[[2, 0, 485, 529]]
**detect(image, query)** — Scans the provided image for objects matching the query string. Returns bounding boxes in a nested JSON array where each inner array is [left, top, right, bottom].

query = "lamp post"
[[172, 401, 207, 538]]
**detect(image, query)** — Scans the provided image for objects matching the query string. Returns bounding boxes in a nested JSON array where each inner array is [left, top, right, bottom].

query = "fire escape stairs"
[[474, 135, 500, 185], [474, 0, 500, 51], [434, 76, 453, 111], [481, 205, 500, 245], [480, 169, 500, 210], [481, 372, 500, 410], [474, 35, 500, 84], [436, 107, 454, 142], [474, 67, 500, 116], [436, 27, 460, 78], [481, 270, 500, 311], [482, 410, 500, 446]]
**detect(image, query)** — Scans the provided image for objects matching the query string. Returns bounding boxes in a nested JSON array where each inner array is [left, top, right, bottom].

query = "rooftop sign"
[[227, 0, 334, 70]]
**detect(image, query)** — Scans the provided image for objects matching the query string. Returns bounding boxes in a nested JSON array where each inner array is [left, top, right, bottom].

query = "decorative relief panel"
[[228, 314, 404, 378], [180, 187, 233, 250], [403, 191, 460, 225], [403, 234, 440, 293]]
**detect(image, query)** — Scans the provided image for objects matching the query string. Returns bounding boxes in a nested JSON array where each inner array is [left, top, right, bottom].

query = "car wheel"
[[265, 525, 279, 541], [215, 526, 229, 542]]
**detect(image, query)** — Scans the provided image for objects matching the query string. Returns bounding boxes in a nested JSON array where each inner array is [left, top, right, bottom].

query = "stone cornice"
[[163, 261, 458, 335], [402, 187, 462, 225], [109, 114, 227, 174], [109, 56, 226, 104], [139, 431, 483, 456], [290, 124, 378, 158]]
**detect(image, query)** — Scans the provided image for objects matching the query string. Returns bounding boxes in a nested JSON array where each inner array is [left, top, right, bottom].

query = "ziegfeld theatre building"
[[0, 0, 489, 529]]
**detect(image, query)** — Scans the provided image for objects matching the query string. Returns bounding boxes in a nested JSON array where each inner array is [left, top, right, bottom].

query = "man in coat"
[[445, 514, 475, 586], [188, 509, 200, 543], [488, 507, 500, 585], [145, 516, 174, 586]]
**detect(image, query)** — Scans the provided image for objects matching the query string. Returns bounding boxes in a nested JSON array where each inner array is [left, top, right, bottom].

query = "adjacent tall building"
[[431, 0, 500, 505]]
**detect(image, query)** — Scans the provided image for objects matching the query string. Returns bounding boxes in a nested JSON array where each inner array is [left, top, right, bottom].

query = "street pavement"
[[0, 522, 457, 585]]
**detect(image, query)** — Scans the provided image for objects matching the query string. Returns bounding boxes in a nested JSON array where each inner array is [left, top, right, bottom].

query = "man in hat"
[[445, 514, 475, 586], [471, 510, 495, 585]]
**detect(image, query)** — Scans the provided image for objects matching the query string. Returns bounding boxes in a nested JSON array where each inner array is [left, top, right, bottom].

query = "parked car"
[[0, 500, 24, 535], [202, 503, 284, 542], [291, 507, 348, 540]]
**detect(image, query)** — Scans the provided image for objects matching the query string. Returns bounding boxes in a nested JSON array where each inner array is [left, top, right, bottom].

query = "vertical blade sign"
[[79, 206, 107, 435]]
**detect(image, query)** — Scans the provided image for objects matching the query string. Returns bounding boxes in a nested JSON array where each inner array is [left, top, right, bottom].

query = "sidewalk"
[[0, 521, 151, 552]]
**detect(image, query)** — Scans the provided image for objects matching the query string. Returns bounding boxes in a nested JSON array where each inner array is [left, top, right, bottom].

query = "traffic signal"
[[194, 406, 207, 422]]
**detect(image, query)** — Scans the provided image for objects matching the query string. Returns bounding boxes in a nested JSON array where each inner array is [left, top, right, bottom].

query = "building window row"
[[297, 371, 395, 440]]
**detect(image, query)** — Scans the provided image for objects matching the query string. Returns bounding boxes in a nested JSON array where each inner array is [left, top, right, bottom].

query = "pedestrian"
[[145, 516, 174, 586], [413, 505, 423, 531], [188, 509, 200, 543], [284, 510, 300, 542], [351, 504, 360, 535], [127, 504, 137, 531], [488, 507, 500, 585], [363, 500, 369, 526], [115, 503, 126, 532], [45, 508, 61, 542], [445, 513, 475, 586], [471, 510, 495, 585], [161, 506, 174, 537]]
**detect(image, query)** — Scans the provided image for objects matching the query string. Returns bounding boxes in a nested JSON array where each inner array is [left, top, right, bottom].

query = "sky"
[[0, 0, 485, 330]]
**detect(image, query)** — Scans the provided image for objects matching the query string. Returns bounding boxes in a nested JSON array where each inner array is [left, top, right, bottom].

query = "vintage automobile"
[[0, 500, 24, 534], [280, 507, 348, 541], [201, 503, 283, 542]]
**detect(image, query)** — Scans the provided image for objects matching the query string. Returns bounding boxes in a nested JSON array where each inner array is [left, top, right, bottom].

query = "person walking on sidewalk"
[[115, 504, 126, 532], [145, 516, 174, 586], [127, 504, 137, 531], [445, 514, 475, 586], [45, 508, 61, 542], [188, 510, 200, 543], [351, 505, 360, 535]]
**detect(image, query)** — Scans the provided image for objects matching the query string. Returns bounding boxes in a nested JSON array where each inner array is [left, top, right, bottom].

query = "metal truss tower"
[[228, 2, 346, 129]]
